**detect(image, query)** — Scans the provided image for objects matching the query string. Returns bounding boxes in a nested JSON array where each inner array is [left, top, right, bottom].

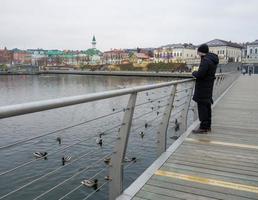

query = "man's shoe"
[[192, 128, 209, 134]]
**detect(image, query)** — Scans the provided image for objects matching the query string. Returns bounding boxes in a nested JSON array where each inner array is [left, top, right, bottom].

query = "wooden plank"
[[163, 163, 258, 183], [176, 147, 258, 164], [151, 175, 258, 199], [182, 142, 258, 156], [135, 190, 183, 200], [161, 164, 258, 187], [147, 178, 254, 200], [188, 134, 258, 146], [142, 184, 219, 200], [132, 197, 147, 200], [172, 151, 258, 168], [167, 156, 258, 173]]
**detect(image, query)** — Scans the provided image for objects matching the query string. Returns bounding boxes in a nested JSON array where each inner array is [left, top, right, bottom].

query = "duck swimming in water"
[[56, 137, 62, 145], [175, 119, 180, 132], [139, 131, 144, 139], [34, 152, 48, 160], [62, 155, 72, 165], [104, 175, 112, 180], [104, 157, 111, 165], [96, 134, 103, 147], [81, 179, 98, 190], [124, 157, 136, 162], [144, 123, 148, 128]]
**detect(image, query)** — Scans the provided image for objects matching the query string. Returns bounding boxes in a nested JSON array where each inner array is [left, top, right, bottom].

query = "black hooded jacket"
[[192, 53, 219, 103]]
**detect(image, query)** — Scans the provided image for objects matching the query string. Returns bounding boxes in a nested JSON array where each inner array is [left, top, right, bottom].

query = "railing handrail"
[[0, 78, 194, 119]]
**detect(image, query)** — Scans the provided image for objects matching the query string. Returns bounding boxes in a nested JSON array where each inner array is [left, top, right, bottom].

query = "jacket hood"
[[205, 53, 219, 65]]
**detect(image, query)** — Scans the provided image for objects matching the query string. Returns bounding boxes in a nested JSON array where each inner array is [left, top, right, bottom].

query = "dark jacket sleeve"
[[192, 59, 209, 79]]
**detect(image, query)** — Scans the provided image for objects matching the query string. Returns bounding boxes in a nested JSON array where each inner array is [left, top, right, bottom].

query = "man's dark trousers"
[[197, 102, 211, 129]]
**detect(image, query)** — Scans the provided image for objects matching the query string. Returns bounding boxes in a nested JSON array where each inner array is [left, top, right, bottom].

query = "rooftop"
[[206, 39, 242, 49]]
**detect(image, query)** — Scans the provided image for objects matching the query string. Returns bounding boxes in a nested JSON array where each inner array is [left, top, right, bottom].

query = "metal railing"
[[0, 72, 240, 200]]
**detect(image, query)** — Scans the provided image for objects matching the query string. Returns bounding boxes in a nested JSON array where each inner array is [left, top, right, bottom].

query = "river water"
[[0, 74, 183, 200]]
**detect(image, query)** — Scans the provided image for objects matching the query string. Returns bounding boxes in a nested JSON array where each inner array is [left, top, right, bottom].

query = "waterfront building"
[[206, 39, 242, 63], [154, 48, 173, 63], [46, 50, 63, 66], [154, 44, 196, 63], [246, 40, 258, 59], [13, 49, 32, 65], [103, 49, 129, 64], [0, 47, 13, 65], [27, 49, 47, 66], [131, 52, 150, 64]]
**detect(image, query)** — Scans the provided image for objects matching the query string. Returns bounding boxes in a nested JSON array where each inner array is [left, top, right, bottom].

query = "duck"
[[124, 157, 136, 162], [96, 134, 103, 147], [104, 176, 112, 181], [56, 137, 62, 145], [144, 123, 148, 129], [139, 131, 144, 139], [175, 119, 180, 132], [62, 155, 72, 165], [81, 179, 98, 190], [104, 157, 111, 165], [33, 152, 48, 160]]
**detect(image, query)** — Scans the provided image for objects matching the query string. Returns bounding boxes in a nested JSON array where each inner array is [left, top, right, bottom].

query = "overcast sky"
[[0, 0, 257, 51]]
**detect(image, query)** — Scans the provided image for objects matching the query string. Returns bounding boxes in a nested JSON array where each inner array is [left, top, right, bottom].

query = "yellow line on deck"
[[155, 170, 258, 194], [186, 138, 258, 150]]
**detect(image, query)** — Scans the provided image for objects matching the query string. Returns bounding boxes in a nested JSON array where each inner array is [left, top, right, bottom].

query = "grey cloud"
[[0, 0, 257, 50]]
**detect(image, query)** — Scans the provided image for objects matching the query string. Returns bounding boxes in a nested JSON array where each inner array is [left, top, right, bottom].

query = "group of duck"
[[33, 137, 71, 166], [33, 114, 145, 191]]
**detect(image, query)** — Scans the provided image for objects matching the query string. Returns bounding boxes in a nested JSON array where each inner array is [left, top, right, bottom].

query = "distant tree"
[[0, 64, 8, 71]]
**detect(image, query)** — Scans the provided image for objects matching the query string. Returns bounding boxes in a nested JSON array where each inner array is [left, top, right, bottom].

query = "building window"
[[255, 49, 258, 54], [250, 49, 253, 54], [180, 52, 182, 57]]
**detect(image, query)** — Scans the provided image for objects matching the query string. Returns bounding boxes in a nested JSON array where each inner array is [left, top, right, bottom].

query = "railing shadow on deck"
[[0, 72, 239, 200]]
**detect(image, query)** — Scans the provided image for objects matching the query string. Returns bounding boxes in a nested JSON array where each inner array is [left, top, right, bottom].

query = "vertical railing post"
[[213, 76, 220, 100], [180, 81, 194, 132], [157, 84, 177, 156], [109, 92, 137, 200]]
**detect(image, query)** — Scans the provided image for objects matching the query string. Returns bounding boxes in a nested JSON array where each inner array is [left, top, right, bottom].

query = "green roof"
[[47, 50, 63, 56], [84, 48, 102, 56]]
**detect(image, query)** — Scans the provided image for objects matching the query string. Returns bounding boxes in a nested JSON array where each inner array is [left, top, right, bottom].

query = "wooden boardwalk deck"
[[128, 75, 258, 200]]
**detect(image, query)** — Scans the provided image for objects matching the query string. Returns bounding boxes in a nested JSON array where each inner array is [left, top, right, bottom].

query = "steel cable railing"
[[0, 109, 124, 150], [57, 112, 164, 200], [31, 152, 113, 200], [0, 97, 168, 177], [0, 123, 121, 176]]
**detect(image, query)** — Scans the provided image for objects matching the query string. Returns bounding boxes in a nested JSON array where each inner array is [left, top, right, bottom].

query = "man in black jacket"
[[192, 44, 219, 133]]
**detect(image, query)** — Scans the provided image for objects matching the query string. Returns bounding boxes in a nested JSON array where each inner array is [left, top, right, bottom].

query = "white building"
[[246, 40, 258, 59], [154, 44, 197, 63], [27, 49, 47, 66], [206, 39, 242, 63]]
